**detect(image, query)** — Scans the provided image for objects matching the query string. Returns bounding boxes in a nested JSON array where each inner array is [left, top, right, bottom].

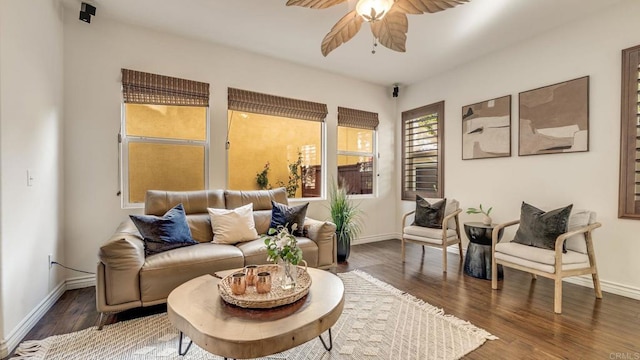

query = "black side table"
[[463, 222, 504, 280]]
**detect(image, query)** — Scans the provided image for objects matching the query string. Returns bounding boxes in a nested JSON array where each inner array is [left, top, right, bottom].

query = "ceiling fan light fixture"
[[355, 0, 394, 22]]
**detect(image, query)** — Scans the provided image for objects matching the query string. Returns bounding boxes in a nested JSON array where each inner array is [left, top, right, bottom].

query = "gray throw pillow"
[[512, 202, 573, 252], [413, 196, 446, 229]]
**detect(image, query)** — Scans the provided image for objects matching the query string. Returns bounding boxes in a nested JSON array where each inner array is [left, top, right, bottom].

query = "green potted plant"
[[466, 204, 493, 225], [328, 181, 363, 262]]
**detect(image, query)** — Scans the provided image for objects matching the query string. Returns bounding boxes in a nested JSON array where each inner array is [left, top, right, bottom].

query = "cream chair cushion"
[[495, 242, 589, 273], [403, 225, 458, 245]]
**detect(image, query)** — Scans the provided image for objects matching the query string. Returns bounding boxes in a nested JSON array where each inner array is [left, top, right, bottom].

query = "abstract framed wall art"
[[462, 95, 511, 160], [518, 76, 589, 156]]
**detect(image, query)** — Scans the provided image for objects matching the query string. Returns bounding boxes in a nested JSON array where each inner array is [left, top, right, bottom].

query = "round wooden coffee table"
[[167, 267, 344, 359]]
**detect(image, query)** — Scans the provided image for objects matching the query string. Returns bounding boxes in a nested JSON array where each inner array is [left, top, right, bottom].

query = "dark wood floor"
[[9, 239, 640, 359]]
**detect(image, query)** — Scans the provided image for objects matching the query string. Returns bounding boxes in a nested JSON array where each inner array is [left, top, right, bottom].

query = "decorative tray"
[[217, 265, 312, 309]]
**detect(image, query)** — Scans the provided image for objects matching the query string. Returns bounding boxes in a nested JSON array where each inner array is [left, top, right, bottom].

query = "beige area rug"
[[14, 271, 496, 359]]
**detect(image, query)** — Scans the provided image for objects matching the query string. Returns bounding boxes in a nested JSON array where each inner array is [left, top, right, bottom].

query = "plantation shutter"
[[228, 88, 328, 122], [402, 101, 445, 200], [619, 45, 640, 218], [121, 69, 209, 106]]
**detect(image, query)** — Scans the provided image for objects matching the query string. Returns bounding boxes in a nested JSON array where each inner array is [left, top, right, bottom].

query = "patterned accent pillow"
[[513, 202, 573, 252], [269, 201, 309, 236], [130, 203, 197, 257], [413, 196, 447, 229]]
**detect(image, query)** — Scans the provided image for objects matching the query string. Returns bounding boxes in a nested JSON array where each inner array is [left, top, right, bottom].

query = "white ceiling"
[[64, 0, 623, 86]]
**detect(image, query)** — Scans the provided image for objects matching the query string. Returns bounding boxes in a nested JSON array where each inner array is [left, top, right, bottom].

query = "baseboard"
[[352, 233, 398, 245], [66, 274, 96, 290], [564, 276, 640, 300], [3, 280, 66, 356]]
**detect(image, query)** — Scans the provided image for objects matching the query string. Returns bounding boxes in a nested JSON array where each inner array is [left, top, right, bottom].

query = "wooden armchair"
[[401, 198, 463, 272], [491, 209, 602, 313]]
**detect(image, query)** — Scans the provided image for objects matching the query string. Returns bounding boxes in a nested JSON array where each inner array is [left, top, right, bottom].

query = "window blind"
[[121, 69, 209, 107], [227, 88, 328, 122], [619, 45, 640, 218], [337, 106, 379, 130]]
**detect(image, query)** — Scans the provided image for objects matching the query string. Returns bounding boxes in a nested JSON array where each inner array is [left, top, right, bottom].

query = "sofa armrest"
[[304, 217, 337, 269], [98, 219, 145, 307]]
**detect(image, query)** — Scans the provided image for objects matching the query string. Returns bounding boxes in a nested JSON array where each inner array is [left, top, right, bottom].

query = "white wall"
[[398, 0, 640, 296], [62, 10, 396, 280], [0, 0, 65, 355]]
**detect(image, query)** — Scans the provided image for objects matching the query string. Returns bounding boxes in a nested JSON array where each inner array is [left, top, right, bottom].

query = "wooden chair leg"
[[554, 277, 563, 314], [531, 273, 537, 280], [442, 244, 448, 273], [457, 241, 463, 260], [490, 260, 497, 290], [592, 271, 603, 299], [401, 238, 406, 263]]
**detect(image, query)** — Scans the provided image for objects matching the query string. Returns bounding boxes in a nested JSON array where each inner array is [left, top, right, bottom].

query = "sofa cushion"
[[139, 243, 244, 303], [253, 210, 272, 235], [513, 202, 572, 252], [145, 190, 225, 216], [208, 203, 259, 244], [413, 196, 446, 229], [130, 203, 197, 256], [186, 214, 213, 243], [495, 242, 589, 273], [225, 188, 288, 210], [269, 201, 308, 236]]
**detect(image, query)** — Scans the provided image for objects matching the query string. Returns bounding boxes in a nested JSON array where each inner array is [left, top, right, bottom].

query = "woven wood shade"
[[228, 88, 327, 122], [337, 106, 379, 130], [121, 69, 209, 106]]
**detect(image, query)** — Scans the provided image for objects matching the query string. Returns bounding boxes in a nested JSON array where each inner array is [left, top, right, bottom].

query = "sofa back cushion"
[[254, 210, 273, 235], [187, 214, 214, 243], [145, 190, 225, 216], [224, 188, 288, 210]]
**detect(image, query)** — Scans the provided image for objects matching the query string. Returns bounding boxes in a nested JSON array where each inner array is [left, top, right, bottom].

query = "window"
[[227, 88, 327, 198], [337, 107, 378, 195], [402, 101, 445, 200], [120, 69, 209, 207], [619, 45, 640, 219]]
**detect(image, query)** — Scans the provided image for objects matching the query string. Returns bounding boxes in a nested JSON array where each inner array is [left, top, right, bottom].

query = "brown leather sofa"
[[96, 188, 336, 326]]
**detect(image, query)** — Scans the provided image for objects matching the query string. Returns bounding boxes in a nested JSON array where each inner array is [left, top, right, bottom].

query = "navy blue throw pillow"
[[512, 202, 573, 252], [269, 201, 308, 236], [130, 203, 197, 257]]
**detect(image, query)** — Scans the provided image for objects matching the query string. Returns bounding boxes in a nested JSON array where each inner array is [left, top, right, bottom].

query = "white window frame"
[[337, 126, 377, 198], [120, 104, 210, 209]]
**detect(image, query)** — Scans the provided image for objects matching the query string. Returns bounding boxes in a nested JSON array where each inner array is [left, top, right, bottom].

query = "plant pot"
[[482, 214, 492, 225], [337, 239, 351, 263]]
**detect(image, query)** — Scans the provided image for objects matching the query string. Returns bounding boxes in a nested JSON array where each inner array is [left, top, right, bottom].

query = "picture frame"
[[462, 95, 511, 160], [518, 76, 589, 156]]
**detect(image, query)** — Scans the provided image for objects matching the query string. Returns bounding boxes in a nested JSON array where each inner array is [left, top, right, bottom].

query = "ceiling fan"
[[286, 0, 470, 56]]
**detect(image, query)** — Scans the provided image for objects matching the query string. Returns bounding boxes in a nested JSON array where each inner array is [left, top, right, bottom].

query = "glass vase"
[[278, 259, 297, 290]]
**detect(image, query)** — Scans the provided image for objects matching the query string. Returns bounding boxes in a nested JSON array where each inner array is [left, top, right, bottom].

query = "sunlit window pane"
[[128, 142, 205, 204], [337, 155, 373, 195], [227, 111, 322, 198], [125, 104, 207, 141], [338, 127, 373, 153]]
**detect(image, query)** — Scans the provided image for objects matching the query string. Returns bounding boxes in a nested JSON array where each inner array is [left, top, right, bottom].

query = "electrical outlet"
[[48, 254, 53, 269]]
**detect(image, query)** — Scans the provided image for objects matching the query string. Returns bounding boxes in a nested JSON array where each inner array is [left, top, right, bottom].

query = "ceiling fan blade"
[[321, 10, 364, 56], [370, 11, 408, 52], [286, 0, 349, 9], [393, 0, 469, 14]]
